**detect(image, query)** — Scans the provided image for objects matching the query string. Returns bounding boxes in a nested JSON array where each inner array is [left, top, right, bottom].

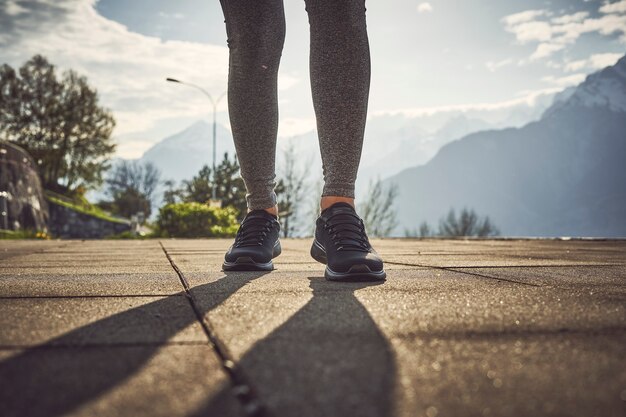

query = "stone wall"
[[0, 142, 48, 231], [48, 200, 131, 239]]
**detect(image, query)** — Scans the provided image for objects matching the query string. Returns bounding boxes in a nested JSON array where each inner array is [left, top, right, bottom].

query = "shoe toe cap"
[[225, 245, 271, 263], [330, 251, 384, 273]]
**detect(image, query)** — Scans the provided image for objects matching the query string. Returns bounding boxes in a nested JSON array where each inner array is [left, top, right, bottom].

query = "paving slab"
[[377, 239, 626, 267], [0, 295, 206, 346], [0, 272, 182, 297], [187, 271, 625, 417], [0, 240, 72, 261], [162, 238, 626, 270], [447, 265, 626, 292], [165, 240, 626, 417], [161, 238, 422, 272], [165, 252, 419, 273], [384, 254, 620, 268], [0, 345, 241, 417], [387, 332, 625, 417], [0, 240, 175, 274], [0, 238, 624, 417], [189, 269, 625, 352]]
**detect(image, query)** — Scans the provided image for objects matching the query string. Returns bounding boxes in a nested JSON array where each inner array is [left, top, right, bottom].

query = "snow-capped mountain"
[[386, 54, 626, 237], [133, 107, 545, 201], [547, 55, 626, 115], [119, 67, 561, 208], [140, 121, 236, 184]]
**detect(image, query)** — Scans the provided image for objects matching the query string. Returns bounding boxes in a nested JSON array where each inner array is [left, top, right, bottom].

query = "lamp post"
[[0, 147, 8, 230], [166, 77, 226, 203]]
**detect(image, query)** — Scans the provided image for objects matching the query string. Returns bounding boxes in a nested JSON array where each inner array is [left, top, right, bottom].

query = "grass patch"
[[0, 229, 50, 239], [45, 191, 128, 224]]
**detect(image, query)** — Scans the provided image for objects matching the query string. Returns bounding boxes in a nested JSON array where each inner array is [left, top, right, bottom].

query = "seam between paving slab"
[[384, 261, 543, 287], [446, 263, 624, 268], [159, 241, 268, 417], [0, 294, 183, 299], [397, 325, 626, 341]]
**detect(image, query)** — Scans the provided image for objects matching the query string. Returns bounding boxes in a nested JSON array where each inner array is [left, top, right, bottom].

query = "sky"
[[0, 0, 625, 158]]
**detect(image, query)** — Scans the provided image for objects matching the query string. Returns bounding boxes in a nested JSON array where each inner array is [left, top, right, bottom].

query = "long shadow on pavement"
[[0, 271, 270, 417], [0, 274, 396, 417], [192, 277, 397, 417]]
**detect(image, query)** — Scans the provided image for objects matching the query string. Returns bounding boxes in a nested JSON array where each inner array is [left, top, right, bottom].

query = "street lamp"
[[166, 77, 226, 203]]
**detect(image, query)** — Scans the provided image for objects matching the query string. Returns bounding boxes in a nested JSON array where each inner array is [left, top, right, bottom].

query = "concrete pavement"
[[0, 238, 624, 417]]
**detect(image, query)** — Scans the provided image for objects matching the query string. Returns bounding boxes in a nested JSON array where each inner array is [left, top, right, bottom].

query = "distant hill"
[[102, 76, 558, 216], [358, 114, 493, 186], [139, 121, 236, 185], [386, 55, 626, 237], [131, 91, 553, 194]]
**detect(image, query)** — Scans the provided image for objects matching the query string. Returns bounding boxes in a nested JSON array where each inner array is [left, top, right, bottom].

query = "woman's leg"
[[303, 0, 371, 211], [219, 0, 286, 213]]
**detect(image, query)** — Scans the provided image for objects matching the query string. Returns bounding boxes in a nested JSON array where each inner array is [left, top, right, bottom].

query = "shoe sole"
[[310, 239, 387, 282], [222, 240, 282, 271]]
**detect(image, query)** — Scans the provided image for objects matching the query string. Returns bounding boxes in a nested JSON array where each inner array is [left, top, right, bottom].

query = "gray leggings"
[[218, 0, 371, 210]]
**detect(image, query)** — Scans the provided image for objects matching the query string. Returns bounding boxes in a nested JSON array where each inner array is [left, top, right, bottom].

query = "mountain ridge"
[[385, 54, 626, 237]]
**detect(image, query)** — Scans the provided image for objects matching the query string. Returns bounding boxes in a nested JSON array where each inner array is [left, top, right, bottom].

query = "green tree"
[[163, 179, 184, 205], [0, 54, 116, 193], [178, 152, 247, 219], [214, 152, 248, 217], [182, 165, 213, 204], [101, 160, 160, 220]]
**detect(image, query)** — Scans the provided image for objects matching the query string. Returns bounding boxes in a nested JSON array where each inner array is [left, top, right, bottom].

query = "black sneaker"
[[222, 209, 282, 271], [310, 202, 386, 281]]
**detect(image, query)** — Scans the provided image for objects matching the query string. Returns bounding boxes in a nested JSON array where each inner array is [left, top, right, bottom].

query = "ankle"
[[320, 196, 355, 211], [249, 205, 279, 217]]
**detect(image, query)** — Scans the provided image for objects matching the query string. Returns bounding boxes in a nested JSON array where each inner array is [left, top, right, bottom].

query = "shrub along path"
[[0, 238, 624, 417]]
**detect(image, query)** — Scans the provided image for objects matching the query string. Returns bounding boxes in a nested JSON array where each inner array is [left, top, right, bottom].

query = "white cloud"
[[502, 9, 548, 26], [588, 52, 624, 67], [502, 5, 626, 62], [564, 52, 624, 71], [485, 58, 513, 72], [530, 42, 565, 60], [600, 0, 626, 14], [564, 59, 588, 72], [551, 11, 589, 25], [372, 88, 563, 118], [504, 21, 553, 43], [0, 0, 234, 157], [542, 73, 587, 87], [552, 13, 626, 44], [417, 2, 433, 13]]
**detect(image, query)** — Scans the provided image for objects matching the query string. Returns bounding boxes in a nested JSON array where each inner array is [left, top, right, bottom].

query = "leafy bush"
[[155, 203, 240, 238]]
